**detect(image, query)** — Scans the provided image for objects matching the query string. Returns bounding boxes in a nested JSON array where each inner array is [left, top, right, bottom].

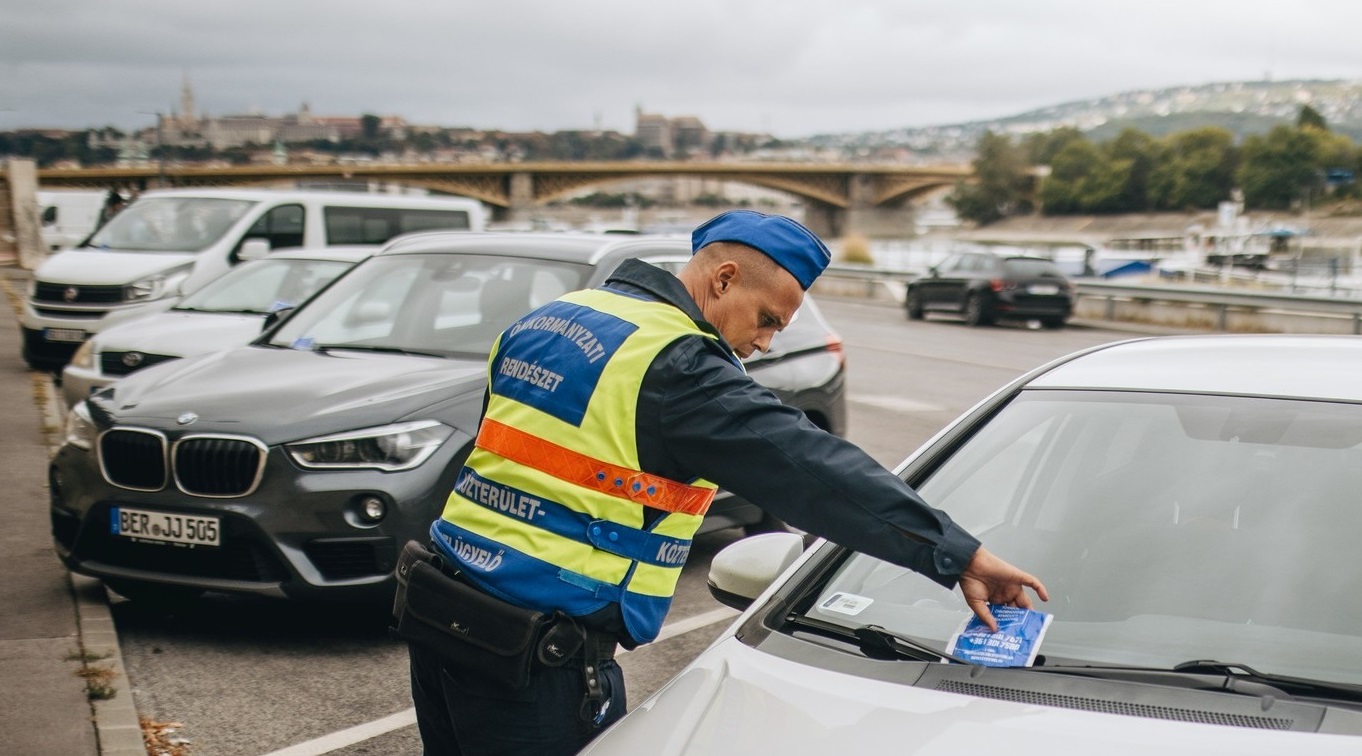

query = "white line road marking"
[[257, 606, 741, 756], [849, 393, 944, 413]]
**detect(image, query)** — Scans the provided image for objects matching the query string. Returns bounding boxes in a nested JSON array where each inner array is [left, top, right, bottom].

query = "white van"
[[38, 190, 108, 251], [20, 188, 486, 370]]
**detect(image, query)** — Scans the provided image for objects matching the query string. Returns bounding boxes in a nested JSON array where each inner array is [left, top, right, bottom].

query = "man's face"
[[706, 264, 804, 359]]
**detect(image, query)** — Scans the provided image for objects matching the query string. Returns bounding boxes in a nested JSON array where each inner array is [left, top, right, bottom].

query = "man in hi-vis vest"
[[403, 210, 1048, 755]]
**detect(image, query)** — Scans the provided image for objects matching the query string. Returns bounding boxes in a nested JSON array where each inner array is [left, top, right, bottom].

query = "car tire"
[[905, 288, 924, 320], [103, 578, 204, 609], [964, 293, 991, 327]]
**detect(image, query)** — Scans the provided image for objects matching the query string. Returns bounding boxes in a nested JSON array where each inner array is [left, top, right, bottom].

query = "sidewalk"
[[0, 267, 142, 756]]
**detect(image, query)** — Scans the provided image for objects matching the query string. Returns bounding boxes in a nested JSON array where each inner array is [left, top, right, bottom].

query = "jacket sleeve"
[[647, 337, 981, 588]]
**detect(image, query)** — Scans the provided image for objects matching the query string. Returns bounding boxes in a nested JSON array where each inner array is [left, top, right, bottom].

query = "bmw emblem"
[[176, 412, 199, 426], [63, 286, 79, 303], [122, 352, 144, 368]]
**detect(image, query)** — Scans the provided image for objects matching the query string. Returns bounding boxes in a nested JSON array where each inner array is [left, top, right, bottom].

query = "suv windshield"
[[87, 197, 256, 252], [267, 253, 590, 357], [801, 389, 1362, 687], [176, 257, 354, 314]]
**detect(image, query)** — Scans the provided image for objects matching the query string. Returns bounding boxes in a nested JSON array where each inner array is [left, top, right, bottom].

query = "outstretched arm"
[[958, 547, 1050, 632]]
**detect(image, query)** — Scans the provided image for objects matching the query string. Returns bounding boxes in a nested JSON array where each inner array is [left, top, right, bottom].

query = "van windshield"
[[86, 197, 256, 252]]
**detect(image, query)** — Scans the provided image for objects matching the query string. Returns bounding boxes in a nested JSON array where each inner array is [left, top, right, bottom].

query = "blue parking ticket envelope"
[[946, 605, 1053, 667]]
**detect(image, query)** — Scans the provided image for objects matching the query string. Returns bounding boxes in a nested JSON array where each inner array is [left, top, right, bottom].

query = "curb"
[[23, 304, 143, 756]]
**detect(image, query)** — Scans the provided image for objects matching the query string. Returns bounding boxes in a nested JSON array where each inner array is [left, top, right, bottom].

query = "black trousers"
[[408, 640, 627, 756]]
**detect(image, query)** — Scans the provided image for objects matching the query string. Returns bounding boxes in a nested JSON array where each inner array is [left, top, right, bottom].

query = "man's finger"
[[969, 600, 998, 633], [1028, 576, 1050, 602]]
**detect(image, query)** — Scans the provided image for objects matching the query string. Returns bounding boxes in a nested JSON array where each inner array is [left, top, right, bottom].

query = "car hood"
[[36, 248, 197, 285], [96, 346, 488, 444], [92, 311, 264, 357], [583, 638, 1362, 756]]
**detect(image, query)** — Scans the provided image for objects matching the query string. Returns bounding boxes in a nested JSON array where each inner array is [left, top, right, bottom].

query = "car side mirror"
[[238, 238, 271, 262], [262, 306, 295, 332], [927, 265, 939, 277], [707, 531, 805, 611]]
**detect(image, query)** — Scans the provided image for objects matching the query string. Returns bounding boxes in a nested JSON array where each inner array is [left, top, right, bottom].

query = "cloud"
[[3, 0, 1361, 135]]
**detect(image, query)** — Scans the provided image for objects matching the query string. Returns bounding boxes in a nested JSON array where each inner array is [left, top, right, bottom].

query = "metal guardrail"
[[820, 264, 1362, 334]]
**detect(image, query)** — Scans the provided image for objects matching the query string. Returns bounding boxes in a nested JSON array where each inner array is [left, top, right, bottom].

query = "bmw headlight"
[[125, 274, 167, 302], [69, 339, 96, 370], [286, 420, 453, 471], [63, 401, 97, 451]]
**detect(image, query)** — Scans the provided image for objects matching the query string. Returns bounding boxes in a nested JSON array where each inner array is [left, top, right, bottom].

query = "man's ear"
[[715, 261, 738, 294]]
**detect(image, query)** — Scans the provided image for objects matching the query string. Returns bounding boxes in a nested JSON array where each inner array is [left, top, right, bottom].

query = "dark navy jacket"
[[609, 258, 981, 585]]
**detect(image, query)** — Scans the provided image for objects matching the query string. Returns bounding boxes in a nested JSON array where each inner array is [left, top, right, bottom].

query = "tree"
[[1024, 127, 1086, 166], [1238, 125, 1324, 209], [1298, 104, 1328, 131], [1148, 127, 1237, 210], [1106, 128, 1163, 212], [947, 131, 1030, 225]]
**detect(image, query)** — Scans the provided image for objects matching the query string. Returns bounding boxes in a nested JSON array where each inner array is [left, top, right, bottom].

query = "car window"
[[268, 253, 589, 356], [803, 389, 1362, 686], [1004, 258, 1066, 277], [245, 204, 305, 249], [177, 258, 353, 313]]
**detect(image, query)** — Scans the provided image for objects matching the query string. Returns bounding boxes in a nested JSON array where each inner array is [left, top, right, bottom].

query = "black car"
[[49, 232, 847, 605], [905, 250, 1074, 328]]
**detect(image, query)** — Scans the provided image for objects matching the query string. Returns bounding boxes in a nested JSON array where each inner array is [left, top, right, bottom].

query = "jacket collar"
[[603, 259, 732, 352]]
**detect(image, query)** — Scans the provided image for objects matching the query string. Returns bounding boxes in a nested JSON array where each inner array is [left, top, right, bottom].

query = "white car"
[[585, 335, 1362, 755], [60, 246, 376, 406]]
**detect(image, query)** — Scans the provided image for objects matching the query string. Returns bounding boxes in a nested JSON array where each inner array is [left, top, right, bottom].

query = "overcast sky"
[[3, 0, 1361, 138]]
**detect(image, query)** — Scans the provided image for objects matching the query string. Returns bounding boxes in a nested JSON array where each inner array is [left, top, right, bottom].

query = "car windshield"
[[266, 253, 590, 357], [86, 197, 256, 252], [175, 257, 355, 314], [801, 389, 1362, 687]]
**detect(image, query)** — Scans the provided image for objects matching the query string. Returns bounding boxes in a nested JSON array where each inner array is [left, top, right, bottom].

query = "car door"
[[917, 253, 964, 309]]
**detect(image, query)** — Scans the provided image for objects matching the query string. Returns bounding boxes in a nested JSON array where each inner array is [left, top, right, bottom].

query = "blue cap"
[[690, 210, 831, 290]]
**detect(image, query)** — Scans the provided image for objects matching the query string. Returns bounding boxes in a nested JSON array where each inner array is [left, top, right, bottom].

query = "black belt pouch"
[[394, 541, 548, 690]]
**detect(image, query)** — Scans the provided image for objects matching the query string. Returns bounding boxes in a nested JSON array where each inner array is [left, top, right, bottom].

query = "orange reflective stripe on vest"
[[476, 417, 715, 517]]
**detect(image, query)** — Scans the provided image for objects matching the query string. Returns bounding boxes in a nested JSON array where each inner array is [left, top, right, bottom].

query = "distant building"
[[635, 108, 719, 158], [153, 78, 404, 149]]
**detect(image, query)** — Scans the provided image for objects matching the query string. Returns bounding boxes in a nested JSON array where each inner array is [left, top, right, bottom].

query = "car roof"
[[260, 245, 382, 263], [378, 231, 692, 265], [136, 188, 483, 208], [1028, 334, 1362, 403]]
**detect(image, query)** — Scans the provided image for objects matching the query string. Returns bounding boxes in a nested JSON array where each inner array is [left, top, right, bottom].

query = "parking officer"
[[405, 210, 1049, 755]]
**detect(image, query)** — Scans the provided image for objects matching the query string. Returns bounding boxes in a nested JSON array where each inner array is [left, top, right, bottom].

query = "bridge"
[[10, 160, 972, 239]]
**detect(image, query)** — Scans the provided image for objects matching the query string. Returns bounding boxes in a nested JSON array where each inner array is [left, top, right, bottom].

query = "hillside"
[[813, 79, 1362, 159]]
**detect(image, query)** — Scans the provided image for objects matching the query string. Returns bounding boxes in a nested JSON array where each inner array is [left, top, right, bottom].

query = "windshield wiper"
[[174, 307, 267, 315], [783, 614, 971, 664], [1033, 659, 1362, 705], [313, 344, 446, 359]]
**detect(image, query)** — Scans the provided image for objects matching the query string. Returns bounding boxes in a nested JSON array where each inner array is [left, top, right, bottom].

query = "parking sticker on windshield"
[[290, 337, 315, 350], [947, 605, 1053, 667], [817, 592, 874, 616]]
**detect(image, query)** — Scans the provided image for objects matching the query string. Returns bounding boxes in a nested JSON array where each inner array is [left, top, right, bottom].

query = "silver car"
[[61, 246, 377, 406], [586, 334, 1362, 755]]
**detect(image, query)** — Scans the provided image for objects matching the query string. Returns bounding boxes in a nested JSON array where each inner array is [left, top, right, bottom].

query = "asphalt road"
[[106, 300, 1153, 755]]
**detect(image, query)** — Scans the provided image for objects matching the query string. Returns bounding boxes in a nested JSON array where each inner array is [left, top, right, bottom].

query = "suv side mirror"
[[707, 532, 805, 611], [238, 238, 271, 262]]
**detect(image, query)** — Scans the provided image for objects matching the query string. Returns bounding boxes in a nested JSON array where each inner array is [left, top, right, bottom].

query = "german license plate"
[[44, 327, 87, 342], [1028, 284, 1060, 295], [111, 506, 221, 547]]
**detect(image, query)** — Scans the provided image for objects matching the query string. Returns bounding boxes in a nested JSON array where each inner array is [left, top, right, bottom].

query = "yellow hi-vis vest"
[[432, 286, 727, 644]]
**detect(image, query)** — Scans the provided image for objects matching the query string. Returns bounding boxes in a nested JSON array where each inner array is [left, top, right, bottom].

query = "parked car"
[[60, 245, 377, 407], [49, 232, 846, 605], [21, 188, 486, 371], [906, 250, 1074, 328], [584, 334, 1362, 755]]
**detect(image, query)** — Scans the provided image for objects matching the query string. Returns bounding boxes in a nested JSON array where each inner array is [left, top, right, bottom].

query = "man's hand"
[[958, 547, 1049, 632]]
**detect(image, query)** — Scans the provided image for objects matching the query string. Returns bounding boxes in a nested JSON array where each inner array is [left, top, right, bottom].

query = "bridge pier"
[[507, 172, 534, 225], [1, 160, 45, 269]]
